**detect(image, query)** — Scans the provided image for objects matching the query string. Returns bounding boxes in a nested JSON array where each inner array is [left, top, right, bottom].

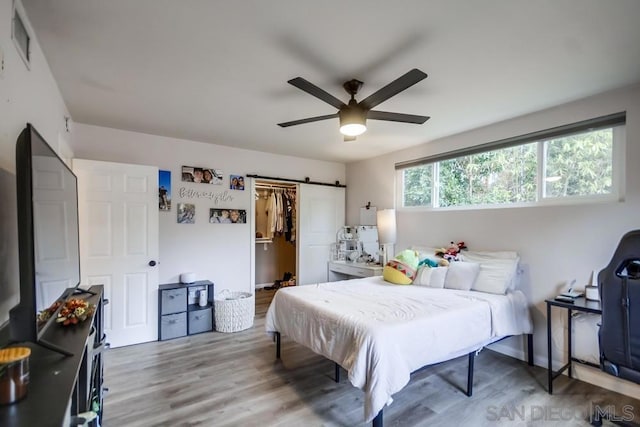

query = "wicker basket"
[[214, 290, 255, 333]]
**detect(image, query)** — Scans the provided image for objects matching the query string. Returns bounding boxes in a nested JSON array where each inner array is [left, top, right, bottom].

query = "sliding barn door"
[[297, 184, 345, 285], [74, 159, 159, 347]]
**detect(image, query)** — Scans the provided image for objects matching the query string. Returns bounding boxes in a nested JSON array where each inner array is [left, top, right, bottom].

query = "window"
[[543, 129, 613, 198], [436, 143, 537, 207], [403, 163, 433, 207], [12, 4, 31, 68], [398, 114, 624, 210]]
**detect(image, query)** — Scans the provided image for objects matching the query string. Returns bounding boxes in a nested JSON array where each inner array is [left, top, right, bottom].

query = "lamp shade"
[[376, 209, 397, 244], [339, 106, 367, 136]]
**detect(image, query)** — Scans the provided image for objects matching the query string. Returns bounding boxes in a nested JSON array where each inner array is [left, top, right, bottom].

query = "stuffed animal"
[[436, 241, 467, 262], [417, 257, 449, 268], [383, 249, 420, 285]]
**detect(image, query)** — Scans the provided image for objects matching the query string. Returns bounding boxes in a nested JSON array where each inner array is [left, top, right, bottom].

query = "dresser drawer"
[[329, 262, 356, 275], [160, 287, 187, 314], [188, 308, 212, 335], [329, 262, 380, 278], [160, 312, 187, 340], [349, 266, 376, 277]]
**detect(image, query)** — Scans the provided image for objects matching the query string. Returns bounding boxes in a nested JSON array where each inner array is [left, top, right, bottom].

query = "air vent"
[[12, 5, 31, 68]]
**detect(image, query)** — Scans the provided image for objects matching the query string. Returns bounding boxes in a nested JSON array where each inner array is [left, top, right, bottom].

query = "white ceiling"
[[22, 0, 640, 163]]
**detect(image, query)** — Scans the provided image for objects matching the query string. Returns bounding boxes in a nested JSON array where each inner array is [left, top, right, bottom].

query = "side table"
[[546, 297, 602, 394]]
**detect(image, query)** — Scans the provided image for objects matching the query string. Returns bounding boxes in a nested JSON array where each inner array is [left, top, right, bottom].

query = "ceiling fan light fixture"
[[339, 108, 367, 137], [340, 123, 366, 137], [278, 69, 429, 137]]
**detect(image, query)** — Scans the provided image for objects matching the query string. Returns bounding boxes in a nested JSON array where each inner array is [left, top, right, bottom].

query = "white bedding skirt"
[[265, 276, 533, 423]]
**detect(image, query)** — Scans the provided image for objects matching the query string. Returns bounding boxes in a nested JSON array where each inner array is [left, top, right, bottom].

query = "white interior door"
[[297, 184, 345, 285], [32, 155, 80, 311], [73, 159, 159, 348]]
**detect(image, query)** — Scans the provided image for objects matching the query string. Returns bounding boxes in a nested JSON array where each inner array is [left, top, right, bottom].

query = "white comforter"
[[264, 276, 532, 423]]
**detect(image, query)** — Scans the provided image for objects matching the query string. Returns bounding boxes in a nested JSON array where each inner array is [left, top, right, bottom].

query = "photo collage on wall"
[[172, 166, 246, 224]]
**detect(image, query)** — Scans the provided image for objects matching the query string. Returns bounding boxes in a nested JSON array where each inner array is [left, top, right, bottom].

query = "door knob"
[[148, 260, 157, 267]]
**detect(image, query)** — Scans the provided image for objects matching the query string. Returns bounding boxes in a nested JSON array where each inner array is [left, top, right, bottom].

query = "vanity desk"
[[327, 260, 383, 282]]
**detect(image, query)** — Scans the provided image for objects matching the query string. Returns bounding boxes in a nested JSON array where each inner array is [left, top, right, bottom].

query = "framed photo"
[[181, 166, 223, 185], [230, 175, 245, 190], [209, 208, 246, 224], [177, 203, 195, 224], [159, 170, 171, 211]]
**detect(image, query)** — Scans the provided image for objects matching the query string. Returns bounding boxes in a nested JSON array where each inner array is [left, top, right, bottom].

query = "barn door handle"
[[148, 260, 157, 267]]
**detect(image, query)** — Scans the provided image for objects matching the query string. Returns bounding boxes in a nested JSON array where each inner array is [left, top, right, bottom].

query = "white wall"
[[0, 0, 72, 324], [345, 84, 640, 397], [72, 123, 345, 294]]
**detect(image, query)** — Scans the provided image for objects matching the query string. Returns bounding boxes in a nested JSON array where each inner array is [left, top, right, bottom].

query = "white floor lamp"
[[377, 209, 396, 266]]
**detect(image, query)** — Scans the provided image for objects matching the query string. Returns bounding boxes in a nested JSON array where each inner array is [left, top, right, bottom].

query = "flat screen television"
[[9, 123, 81, 355]]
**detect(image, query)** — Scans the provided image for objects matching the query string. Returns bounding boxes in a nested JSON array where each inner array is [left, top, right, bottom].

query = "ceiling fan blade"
[[288, 77, 346, 110], [367, 110, 430, 124], [344, 135, 357, 142], [359, 69, 428, 110], [277, 113, 339, 127]]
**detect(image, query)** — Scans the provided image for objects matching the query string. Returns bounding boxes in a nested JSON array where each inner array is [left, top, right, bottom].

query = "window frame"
[[395, 116, 626, 212]]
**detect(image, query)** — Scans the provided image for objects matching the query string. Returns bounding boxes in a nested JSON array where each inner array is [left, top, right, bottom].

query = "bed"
[[265, 275, 533, 426]]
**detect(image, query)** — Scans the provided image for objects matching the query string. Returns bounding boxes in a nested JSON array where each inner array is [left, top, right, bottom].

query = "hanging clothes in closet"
[[285, 188, 296, 243], [264, 187, 296, 242], [267, 189, 276, 239]]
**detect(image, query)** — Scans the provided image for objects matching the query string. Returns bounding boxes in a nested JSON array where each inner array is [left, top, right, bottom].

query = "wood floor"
[[103, 288, 639, 427]]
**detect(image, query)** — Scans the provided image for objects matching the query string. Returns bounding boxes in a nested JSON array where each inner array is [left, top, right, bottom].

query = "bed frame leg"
[[467, 351, 475, 397], [275, 332, 281, 359], [527, 333, 534, 366], [372, 409, 383, 427], [334, 362, 340, 383]]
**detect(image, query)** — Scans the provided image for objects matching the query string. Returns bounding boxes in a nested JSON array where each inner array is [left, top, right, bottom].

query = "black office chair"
[[593, 229, 640, 426]]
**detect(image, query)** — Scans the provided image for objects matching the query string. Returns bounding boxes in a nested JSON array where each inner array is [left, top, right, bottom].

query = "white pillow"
[[444, 262, 480, 291], [461, 251, 518, 262], [414, 266, 448, 288], [461, 251, 519, 294]]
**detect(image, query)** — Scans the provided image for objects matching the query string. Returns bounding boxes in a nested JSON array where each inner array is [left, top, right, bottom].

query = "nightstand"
[[546, 297, 602, 394], [327, 260, 383, 282]]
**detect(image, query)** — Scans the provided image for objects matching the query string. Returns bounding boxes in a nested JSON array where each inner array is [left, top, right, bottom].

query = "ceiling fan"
[[278, 68, 430, 141]]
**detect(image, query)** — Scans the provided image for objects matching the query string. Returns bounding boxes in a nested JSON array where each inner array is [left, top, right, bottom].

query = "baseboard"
[[489, 339, 528, 362], [572, 364, 640, 398], [255, 282, 271, 290], [489, 338, 640, 401]]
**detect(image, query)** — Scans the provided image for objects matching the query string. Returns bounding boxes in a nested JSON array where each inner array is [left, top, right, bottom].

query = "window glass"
[[439, 144, 537, 207], [543, 129, 613, 198], [402, 163, 432, 207]]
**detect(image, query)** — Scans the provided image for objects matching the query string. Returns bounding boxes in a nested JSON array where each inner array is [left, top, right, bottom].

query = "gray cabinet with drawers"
[[158, 280, 214, 340]]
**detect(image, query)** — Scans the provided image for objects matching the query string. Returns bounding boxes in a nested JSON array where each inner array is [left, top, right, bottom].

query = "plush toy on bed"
[[436, 241, 467, 263], [383, 249, 420, 285], [418, 257, 450, 268]]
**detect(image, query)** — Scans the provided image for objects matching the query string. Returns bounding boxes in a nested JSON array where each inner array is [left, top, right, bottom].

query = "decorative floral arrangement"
[[38, 298, 95, 326]]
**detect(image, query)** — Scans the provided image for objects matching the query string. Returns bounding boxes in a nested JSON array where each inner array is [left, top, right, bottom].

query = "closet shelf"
[[256, 238, 273, 244]]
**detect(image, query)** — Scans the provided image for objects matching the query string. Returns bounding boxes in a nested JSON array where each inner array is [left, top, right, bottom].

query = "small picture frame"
[[230, 175, 245, 190], [209, 208, 246, 224], [159, 170, 171, 211], [177, 203, 195, 224], [182, 166, 223, 185]]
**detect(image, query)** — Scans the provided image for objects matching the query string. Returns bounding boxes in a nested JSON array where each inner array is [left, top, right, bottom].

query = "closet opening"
[[254, 180, 298, 294]]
